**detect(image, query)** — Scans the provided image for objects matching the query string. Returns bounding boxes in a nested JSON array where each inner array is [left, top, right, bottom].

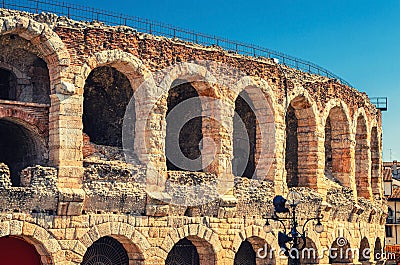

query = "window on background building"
[[387, 207, 394, 223], [386, 226, 393, 238]]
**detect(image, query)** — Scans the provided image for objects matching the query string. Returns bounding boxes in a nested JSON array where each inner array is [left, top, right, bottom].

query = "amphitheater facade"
[[0, 7, 387, 265]]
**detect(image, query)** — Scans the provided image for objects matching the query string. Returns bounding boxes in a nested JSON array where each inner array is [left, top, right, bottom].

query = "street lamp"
[[263, 191, 324, 265]]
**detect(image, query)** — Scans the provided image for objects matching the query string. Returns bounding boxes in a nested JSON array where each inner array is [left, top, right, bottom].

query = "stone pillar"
[[49, 89, 85, 215]]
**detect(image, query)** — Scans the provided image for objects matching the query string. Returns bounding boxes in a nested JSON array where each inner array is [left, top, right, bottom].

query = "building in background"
[[384, 161, 400, 264]]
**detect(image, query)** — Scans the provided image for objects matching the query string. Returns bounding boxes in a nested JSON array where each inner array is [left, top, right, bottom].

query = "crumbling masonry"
[[0, 8, 386, 265]]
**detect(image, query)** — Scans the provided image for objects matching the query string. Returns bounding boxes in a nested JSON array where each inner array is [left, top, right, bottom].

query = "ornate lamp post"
[[263, 191, 324, 265]]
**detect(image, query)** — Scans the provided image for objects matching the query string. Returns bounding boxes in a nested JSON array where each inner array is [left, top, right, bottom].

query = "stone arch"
[[0, 16, 71, 94], [134, 62, 218, 173], [359, 237, 370, 262], [322, 100, 353, 188], [81, 50, 151, 162], [0, 220, 65, 264], [77, 222, 150, 264], [370, 122, 381, 198], [299, 237, 319, 264], [82, 235, 143, 265], [0, 117, 47, 186], [165, 236, 216, 265], [0, 105, 47, 135], [160, 224, 222, 264], [285, 92, 318, 189], [232, 76, 276, 181], [81, 49, 152, 92], [0, 16, 76, 180], [231, 225, 279, 262], [0, 34, 51, 104], [354, 110, 372, 198]]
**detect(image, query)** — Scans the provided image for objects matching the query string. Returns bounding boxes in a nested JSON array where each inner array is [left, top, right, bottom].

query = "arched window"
[[0, 119, 45, 186], [234, 240, 256, 265], [234, 237, 275, 265], [83, 66, 133, 150], [165, 81, 203, 171], [166, 238, 200, 265], [285, 96, 318, 188], [0, 35, 50, 104], [233, 91, 256, 178], [166, 236, 215, 265], [82, 236, 129, 265]]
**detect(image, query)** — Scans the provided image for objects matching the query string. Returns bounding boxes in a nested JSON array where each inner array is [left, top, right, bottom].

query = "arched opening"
[[82, 236, 131, 265], [0, 68, 17, 100], [233, 90, 257, 178], [0, 34, 50, 104], [166, 236, 215, 265], [166, 238, 200, 265], [324, 107, 351, 186], [0, 236, 42, 265], [371, 127, 381, 196], [329, 237, 353, 264], [374, 238, 382, 261], [299, 237, 319, 264], [359, 237, 370, 262], [234, 240, 256, 265], [83, 66, 134, 151], [0, 119, 45, 186], [355, 115, 371, 198], [285, 104, 298, 186], [166, 81, 203, 171], [285, 96, 318, 188], [234, 237, 275, 265], [31, 58, 51, 104]]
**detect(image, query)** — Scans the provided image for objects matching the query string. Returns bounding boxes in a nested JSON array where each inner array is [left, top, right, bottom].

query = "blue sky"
[[68, 0, 400, 160]]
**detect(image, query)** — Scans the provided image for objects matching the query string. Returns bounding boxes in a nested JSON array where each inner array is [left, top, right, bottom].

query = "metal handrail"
[[1, 0, 353, 87]]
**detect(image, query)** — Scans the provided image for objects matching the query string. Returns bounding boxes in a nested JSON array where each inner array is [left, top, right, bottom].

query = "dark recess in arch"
[[83, 66, 134, 147]]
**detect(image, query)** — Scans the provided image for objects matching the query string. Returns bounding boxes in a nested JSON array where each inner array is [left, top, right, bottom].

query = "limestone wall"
[[0, 8, 387, 265]]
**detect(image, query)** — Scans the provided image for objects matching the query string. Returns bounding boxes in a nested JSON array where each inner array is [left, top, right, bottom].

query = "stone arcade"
[[0, 8, 386, 265]]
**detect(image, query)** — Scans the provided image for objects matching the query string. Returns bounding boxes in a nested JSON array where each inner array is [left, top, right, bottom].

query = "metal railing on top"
[[0, 0, 354, 87]]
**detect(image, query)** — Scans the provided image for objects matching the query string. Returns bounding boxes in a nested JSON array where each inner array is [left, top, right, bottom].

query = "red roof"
[[384, 168, 393, 182]]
